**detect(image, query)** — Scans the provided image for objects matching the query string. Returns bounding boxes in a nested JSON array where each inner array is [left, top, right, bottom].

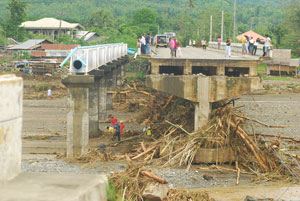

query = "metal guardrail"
[[60, 43, 128, 74]]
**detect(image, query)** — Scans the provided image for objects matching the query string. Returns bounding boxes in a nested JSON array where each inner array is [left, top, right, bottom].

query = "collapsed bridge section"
[[146, 55, 262, 130]]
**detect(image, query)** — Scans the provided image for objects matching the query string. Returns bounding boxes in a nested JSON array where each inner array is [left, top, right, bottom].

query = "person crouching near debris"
[[47, 88, 52, 100], [106, 126, 115, 135], [113, 123, 121, 141], [110, 116, 118, 126], [146, 126, 152, 136]]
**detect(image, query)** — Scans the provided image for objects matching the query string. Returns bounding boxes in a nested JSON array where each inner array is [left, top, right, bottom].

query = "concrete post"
[[98, 77, 107, 121], [0, 74, 23, 182], [249, 65, 258, 77], [89, 81, 99, 138], [184, 60, 192, 75], [216, 64, 225, 76], [62, 75, 94, 158], [151, 62, 160, 74], [194, 101, 212, 130], [121, 63, 126, 78], [116, 64, 122, 86], [106, 69, 114, 110]]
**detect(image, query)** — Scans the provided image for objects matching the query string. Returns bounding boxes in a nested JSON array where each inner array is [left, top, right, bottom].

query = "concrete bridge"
[[61, 43, 129, 158], [61, 44, 262, 158], [146, 47, 262, 130]]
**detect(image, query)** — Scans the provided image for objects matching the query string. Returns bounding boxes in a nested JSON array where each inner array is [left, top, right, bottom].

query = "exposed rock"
[[142, 182, 169, 201]]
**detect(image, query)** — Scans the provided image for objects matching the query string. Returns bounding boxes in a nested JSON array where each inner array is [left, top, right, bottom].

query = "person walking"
[[110, 116, 118, 126], [201, 39, 207, 50], [252, 38, 259, 55], [217, 37, 222, 49], [244, 36, 249, 54], [169, 37, 175, 58], [47, 88, 52, 100], [145, 33, 151, 55], [120, 120, 125, 133], [225, 38, 231, 57], [174, 38, 178, 57], [141, 33, 146, 54], [249, 37, 254, 55], [177, 44, 182, 57], [263, 34, 272, 57], [242, 35, 246, 54], [113, 123, 121, 141]]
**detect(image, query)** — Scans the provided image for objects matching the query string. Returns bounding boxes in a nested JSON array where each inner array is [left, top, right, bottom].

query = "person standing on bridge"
[[169, 37, 176, 58], [145, 33, 151, 55], [201, 39, 207, 50], [225, 38, 231, 57], [141, 33, 146, 54], [217, 37, 222, 49], [242, 35, 247, 54]]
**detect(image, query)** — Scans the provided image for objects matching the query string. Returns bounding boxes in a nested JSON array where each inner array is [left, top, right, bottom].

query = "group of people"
[[137, 33, 153, 55], [242, 34, 272, 57], [106, 116, 125, 142], [169, 37, 182, 58]]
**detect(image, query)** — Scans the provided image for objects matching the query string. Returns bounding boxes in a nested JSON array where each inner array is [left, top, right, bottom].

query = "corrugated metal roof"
[[84, 32, 97, 41], [41, 44, 79, 50], [20, 18, 84, 30], [10, 39, 51, 50]]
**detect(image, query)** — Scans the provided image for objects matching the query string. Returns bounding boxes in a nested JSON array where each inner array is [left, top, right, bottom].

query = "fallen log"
[[230, 121, 270, 171], [235, 114, 288, 128], [165, 120, 191, 136], [162, 96, 174, 111], [250, 133, 300, 143], [132, 146, 157, 160], [141, 170, 168, 184]]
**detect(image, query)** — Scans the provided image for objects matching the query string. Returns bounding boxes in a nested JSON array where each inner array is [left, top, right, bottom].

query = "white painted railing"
[[60, 43, 128, 74]]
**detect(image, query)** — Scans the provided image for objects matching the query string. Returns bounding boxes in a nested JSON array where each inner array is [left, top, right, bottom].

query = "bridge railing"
[[60, 43, 128, 74]]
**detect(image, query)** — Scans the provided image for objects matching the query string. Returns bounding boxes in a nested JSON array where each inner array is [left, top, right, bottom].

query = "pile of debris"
[[110, 163, 215, 201]]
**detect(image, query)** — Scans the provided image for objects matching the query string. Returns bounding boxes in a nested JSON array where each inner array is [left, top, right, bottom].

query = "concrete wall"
[[0, 74, 23, 182], [209, 42, 271, 57], [146, 74, 262, 103]]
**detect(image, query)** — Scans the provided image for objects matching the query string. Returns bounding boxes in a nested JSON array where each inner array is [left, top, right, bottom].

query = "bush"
[[35, 83, 53, 92]]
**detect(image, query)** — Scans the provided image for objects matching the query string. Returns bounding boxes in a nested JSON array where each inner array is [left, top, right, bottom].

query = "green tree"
[[4, 0, 27, 41], [85, 9, 114, 29], [132, 8, 157, 25]]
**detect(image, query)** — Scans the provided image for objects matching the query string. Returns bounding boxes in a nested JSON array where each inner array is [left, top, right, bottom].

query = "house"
[[75, 31, 101, 42], [236, 30, 265, 41], [20, 18, 84, 40], [10, 39, 52, 50]]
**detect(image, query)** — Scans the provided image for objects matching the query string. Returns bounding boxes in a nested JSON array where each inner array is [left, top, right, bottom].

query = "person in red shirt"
[[110, 116, 118, 126], [120, 120, 125, 133]]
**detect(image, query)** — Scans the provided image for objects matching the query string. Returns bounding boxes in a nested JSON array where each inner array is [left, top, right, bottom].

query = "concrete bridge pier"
[[98, 76, 107, 121], [62, 75, 94, 158]]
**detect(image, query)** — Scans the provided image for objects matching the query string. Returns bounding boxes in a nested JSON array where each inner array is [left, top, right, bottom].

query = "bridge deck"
[[149, 48, 260, 77], [152, 47, 260, 61]]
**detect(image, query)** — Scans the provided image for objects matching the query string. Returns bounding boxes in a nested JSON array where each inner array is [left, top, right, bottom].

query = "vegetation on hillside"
[[0, 0, 299, 55]]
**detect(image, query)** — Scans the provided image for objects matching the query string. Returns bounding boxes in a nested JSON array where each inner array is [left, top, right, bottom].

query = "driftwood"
[[141, 170, 168, 184], [132, 146, 156, 160], [230, 121, 270, 171], [165, 120, 191, 136], [236, 161, 240, 185], [250, 133, 300, 143], [236, 114, 288, 128], [162, 96, 174, 111]]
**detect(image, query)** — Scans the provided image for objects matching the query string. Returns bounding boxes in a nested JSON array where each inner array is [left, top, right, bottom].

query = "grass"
[[260, 73, 292, 81], [106, 179, 123, 201], [126, 71, 145, 81], [258, 64, 267, 72]]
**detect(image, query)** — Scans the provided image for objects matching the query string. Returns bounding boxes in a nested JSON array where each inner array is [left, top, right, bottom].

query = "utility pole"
[[209, 15, 213, 42], [221, 10, 224, 41], [233, 0, 237, 42], [158, 24, 160, 34]]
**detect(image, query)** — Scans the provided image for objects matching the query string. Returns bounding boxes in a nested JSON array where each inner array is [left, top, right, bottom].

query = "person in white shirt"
[[263, 34, 272, 57], [140, 33, 146, 54]]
